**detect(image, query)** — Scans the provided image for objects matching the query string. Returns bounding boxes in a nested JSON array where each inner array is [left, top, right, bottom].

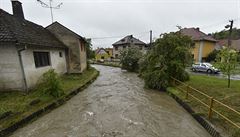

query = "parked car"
[[192, 63, 220, 74]]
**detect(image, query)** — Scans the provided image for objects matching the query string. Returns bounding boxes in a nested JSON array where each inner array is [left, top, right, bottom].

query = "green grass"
[[168, 75, 240, 137], [0, 67, 98, 130]]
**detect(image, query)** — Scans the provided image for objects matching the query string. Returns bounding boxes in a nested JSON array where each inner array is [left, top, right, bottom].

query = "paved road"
[[11, 65, 211, 137]]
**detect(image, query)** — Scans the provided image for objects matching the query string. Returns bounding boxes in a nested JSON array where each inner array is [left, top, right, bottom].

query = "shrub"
[[237, 53, 240, 62], [120, 47, 143, 72], [87, 60, 91, 70], [206, 49, 220, 62], [215, 48, 238, 88], [40, 69, 64, 98], [140, 32, 193, 90]]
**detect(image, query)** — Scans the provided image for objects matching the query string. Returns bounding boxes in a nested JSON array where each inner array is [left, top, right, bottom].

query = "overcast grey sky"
[[1, 0, 240, 49]]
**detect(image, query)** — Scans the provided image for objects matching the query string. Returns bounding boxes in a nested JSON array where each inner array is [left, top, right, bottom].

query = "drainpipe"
[[17, 45, 28, 93]]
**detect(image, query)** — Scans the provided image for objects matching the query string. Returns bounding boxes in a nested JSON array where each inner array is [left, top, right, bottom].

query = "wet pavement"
[[11, 65, 211, 137]]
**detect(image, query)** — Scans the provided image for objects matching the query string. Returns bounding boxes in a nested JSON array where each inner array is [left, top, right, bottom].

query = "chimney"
[[11, 0, 24, 19], [196, 27, 200, 31]]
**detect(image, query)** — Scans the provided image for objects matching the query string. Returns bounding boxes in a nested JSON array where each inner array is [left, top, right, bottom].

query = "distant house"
[[217, 39, 240, 52], [95, 48, 113, 61], [0, 1, 67, 91], [112, 35, 147, 58], [105, 48, 113, 58], [46, 22, 87, 73], [180, 28, 217, 62]]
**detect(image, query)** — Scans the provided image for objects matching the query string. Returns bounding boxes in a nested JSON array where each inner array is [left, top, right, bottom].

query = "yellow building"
[[95, 48, 113, 61], [105, 48, 113, 58], [181, 28, 217, 62]]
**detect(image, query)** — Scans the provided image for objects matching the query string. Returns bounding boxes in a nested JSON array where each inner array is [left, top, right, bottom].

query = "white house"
[[0, 0, 67, 92], [112, 35, 148, 58]]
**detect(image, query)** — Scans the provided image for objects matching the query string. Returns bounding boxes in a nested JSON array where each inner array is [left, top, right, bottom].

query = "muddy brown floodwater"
[[11, 65, 211, 137]]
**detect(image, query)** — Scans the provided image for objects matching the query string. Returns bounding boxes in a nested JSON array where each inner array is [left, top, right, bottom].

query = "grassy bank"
[[168, 75, 240, 137], [0, 67, 99, 131]]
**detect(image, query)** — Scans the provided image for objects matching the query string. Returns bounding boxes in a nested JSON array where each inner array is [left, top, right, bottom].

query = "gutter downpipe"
[[17, 44, 28, 93]]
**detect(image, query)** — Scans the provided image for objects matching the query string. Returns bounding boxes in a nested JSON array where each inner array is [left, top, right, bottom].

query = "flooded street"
[[11, 65, 211, 137]]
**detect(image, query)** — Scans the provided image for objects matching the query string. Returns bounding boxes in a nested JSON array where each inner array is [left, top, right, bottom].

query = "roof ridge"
[[46, 21, 86, 43]]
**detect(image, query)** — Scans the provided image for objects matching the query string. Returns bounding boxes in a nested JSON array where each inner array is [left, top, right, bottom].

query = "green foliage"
[[215, 48, 238, 88], [212, 28, 240, 40], [140, 32, 193, 90], [87, 60, 91, 70], [237, 53, 240, 62], [85, 38, 95, 59], [206, 50, 220, 62], [40, 69, 64, 98], [120, 47, 143, 72]]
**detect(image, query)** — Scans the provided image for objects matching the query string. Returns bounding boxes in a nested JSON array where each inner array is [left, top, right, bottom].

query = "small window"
[[59, 52, 62, 57], [139, 46, 143, 50], [123, 46, 126, 49], [115, 47, 118, 51], [33, 52, 50, 68], [115, 54, 119, 58]]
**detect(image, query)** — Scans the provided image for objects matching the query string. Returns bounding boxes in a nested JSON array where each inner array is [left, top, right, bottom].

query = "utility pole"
[[225, 20, 234, 48], [150, 30, 152, 49], [37, 0, 63, 23], [225, 20, 234, 88]]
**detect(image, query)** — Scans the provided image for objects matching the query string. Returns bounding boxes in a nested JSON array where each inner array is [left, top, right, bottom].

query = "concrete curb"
[[167, 89, 222, 137], [0, 71, 99, 137]]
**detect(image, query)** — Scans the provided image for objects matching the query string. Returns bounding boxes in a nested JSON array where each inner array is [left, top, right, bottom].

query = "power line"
[[90, 31, 149, 39]]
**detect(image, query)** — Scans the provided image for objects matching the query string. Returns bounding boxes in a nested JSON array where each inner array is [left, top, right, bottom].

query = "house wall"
[[0, 44, 24, 91], [113, 44, 147, 58], [79, 40, 87, 72], [192, 41, 216, 62], [21, 47, 67, 89], [47, 24, 87, 73], [96, 53, 110, 61], [202, 41, 216, 58]]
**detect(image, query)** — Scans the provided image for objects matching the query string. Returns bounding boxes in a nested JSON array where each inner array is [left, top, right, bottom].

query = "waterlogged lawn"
[[0, 67, 98, 130], [168, 74, 240, 137]]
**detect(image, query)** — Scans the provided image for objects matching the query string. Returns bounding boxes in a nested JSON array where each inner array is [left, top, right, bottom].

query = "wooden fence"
[[171, 77, 240, 129]]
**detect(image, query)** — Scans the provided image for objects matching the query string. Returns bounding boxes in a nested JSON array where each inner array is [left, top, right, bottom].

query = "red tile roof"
[[217, 39, 240, 51], [180, 28, 217, 42]]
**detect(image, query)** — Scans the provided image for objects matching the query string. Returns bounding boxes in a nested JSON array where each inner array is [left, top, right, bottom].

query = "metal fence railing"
[[171, 77, 240, 129]]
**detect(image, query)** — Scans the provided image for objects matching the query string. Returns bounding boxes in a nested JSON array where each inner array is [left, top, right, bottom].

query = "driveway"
[[11, 65, 211, 137]]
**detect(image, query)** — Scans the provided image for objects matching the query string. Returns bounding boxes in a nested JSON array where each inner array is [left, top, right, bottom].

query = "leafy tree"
[[206, 50, 220, 62], [85, 38, 95, 59], [140, 32, 193, 90], [38, 69, 64, 98], [212, 28, 240, 40], [216, 48, 238, 88], [120, 47, 143, 72]]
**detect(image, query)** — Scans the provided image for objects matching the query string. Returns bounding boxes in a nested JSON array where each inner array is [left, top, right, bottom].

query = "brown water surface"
[[11, 65, 211, 137]]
